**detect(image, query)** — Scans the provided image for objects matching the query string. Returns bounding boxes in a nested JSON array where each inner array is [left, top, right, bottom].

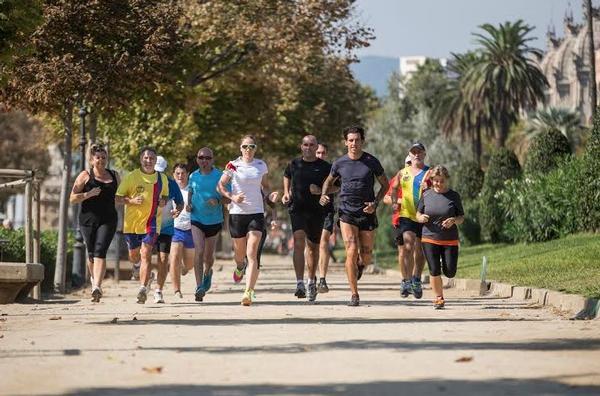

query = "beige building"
[[538, 7, 600, 125]]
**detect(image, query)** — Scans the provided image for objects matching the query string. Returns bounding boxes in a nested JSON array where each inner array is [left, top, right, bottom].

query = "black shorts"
[[398, 217, 423, 239], [229, 213, 265, 238], [393, 224, 404, 246], [322, 211, 335, 233], [80, 221, 117, 260], [290, 211, 325, 244], [157, 234, 172, 254], [191, 220, 223, 238], [339, 212, 378, 231]]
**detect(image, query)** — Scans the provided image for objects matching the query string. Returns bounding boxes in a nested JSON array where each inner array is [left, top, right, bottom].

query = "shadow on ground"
[[36, 378, 600, 396]]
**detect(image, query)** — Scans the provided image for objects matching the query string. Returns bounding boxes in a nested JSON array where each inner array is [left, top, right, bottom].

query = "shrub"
[[479, 148, 521, 242], [453, 160, 484, 200], [499, 155, 583, 242], [459, 199, 482, 245], [375, 204, 396, 254], [578, 107, 600, 231], [524, 128, 571, 174]]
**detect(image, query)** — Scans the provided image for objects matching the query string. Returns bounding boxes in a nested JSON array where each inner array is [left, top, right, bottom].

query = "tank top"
[[80, 168, 118, 226]]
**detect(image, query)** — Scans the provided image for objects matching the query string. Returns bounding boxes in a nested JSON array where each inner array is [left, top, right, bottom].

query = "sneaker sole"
[[241, 297, 252, 306], [295, 291, 306, 298], [413, 291, 423, 299], [434, 304, 445, 309], [91, 289, 102, 303], [136, 293, 147, 304]]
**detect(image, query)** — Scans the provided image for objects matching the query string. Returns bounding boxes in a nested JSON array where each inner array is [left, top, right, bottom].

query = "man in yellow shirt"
[[116, 147, 171, 304]]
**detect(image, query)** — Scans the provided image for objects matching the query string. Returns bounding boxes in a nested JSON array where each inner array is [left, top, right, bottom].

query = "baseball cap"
[[155, 155, 167, 172], [409, 142, 426, 153]]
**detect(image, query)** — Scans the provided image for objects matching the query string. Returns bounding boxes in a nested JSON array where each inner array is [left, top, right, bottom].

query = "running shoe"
[[307, 283, 318, 302], [434, 296, 445, 309], [357, 264, 365, 280], [294, 282, 306, 298], [241, 289, 253, 306], [317, 278, 329, 293], [174, 290, 183, 299], [91, 287, 102, 303], [136, 286, 147, 304], [131, 264, 140, 281], [400, 279, 412, 298], [412, 276, 423, 299], [154, 290, 165, 304], [195, 285, 205, 302], [202, 268, 213, 292], [232, 260, 247, 283], [348, 294, 360, 307]]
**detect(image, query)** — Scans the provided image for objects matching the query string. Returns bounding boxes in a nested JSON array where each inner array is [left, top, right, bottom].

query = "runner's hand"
[[363, 202, 377, 214], [269, 191, 280, 203], [392, 203, 399, 212], [170, 208, 180, 218], [441, 217, 455, 229], [206, 198, 219, 207], [417, 214, 430, 224], [231, 193, 245, 204], [319, 194, 330, 206], [130, 195, 144, 205], [186, 203, 192, 212], [309, 184, 321, 195], [86, 187, 101, 199], [158, 197, 167, 208], [270, 220, 280, 230], [282, 193, 291, 205]]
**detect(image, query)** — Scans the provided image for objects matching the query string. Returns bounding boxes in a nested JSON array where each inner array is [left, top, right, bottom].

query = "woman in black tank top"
[[70, 144, 120, 302]]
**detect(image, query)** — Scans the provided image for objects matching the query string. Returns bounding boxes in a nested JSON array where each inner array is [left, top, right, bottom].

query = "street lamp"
[[72, 104, 88, 287]]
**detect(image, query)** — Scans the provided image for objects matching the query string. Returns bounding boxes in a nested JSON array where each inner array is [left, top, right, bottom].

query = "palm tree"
[[526, 107, 585, 149], [465, 20, 548, 148], [434, 51, 491, 165]]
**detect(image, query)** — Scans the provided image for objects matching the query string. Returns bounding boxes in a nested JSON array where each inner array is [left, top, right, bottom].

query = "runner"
[[320, 126, 388, 307], [115, 147, 175, 304], [70, 143, 118, 302], [218, 135, 277, 306], [416, 165, 464, 309], [282, 135, 331, 302], [154, 156, 184, 303], [389, 143, 431, 299], [188, 147, 226, 302], [383, 155, 410, 292], [169, 163, 195, 300]]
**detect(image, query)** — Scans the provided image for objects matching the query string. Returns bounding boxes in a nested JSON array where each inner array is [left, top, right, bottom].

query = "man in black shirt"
[[320, 126, 389, 306], [282, 135, 331, 301]]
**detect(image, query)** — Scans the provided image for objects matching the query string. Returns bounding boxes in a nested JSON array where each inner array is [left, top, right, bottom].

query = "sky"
[[354, 0, 585, 59]]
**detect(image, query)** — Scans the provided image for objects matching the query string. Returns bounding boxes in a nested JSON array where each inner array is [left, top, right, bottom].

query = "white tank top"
[[174, 185, 191, 230], [224, 157, 268, 215]]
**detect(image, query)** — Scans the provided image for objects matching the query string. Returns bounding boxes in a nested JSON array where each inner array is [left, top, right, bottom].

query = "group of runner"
[[70, 125, 464, 308]]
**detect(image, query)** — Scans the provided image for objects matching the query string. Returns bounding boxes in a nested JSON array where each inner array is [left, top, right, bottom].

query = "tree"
[[465, 20, 548, 148], [524, 129, 571, 174], [525, 107, 585, 150], [3, 0, 184, 292]]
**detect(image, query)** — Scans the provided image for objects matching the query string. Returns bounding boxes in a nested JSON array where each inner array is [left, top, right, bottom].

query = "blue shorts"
[[172, 228, 194, 249], [124, 233, 158, 250]]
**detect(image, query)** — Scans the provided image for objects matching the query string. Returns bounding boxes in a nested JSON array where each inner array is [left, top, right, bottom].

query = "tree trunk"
[[586, 0, 597, 122], [496, 115, 509, 148], [475, 125, 482, 166], [53, 103, 73, 293]]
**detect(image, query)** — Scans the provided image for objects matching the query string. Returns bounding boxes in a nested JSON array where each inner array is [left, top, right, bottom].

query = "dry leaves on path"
[[49, 316, 62, 320], [455, 356, 474, 363], [142, 366, 163, 374]]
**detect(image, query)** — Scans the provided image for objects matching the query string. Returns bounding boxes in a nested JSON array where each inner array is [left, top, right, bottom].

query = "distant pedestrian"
[[416, 165, 464, 309]]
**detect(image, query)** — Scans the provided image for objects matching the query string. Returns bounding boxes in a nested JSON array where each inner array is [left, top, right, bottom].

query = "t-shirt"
[[330, 152, 384, 216], [398, 166, 431, 221], [417, 188, 464, 245], [159, 177, 185, 236], [116, 169, 169, 235], [224, 157, 268, 215], [174, 185, 191, 231], [189, 167, 224, 225], [283, 157, 331, 213], [385, 174, 404, 226]]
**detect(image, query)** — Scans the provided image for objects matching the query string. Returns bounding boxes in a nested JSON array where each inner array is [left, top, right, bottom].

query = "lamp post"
[[72, 104, 88, 287]]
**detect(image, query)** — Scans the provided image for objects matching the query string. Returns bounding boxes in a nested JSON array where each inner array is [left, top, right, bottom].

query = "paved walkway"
[[1, 254, 599, 395]]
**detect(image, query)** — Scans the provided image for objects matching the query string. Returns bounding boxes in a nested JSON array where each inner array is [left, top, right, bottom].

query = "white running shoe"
[[154, 290, 165, 304], [136, 286, 147, 304]]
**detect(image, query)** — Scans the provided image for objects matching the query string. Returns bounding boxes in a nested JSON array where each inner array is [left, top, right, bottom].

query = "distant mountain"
[[350, 55, 398, 97]]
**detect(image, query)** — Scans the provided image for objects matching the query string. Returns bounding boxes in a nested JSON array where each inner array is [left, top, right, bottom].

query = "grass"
[[373, 233, 600, 299]]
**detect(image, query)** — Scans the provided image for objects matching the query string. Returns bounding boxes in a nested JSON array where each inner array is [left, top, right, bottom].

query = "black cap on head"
[[409, 142, 426, 153]]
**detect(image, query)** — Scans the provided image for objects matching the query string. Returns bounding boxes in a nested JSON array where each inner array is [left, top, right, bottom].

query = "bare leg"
[[245, 231, 262, 290], [397, 245, 410, 279], [401, 231, 417, 279], [139, 243, 153, 287], [191, 226, 206, 286], [169, 242, 183, 292], [431, 275, 443, 298], [318, 229, 331, 278], [156, 252, 169, 290], [203, 235, 218, 273], [232, 237, 247, 268], [87, 258, 94, 284], [340, 221, 359, 296], [413, 238, 425, 278], [292, 230, 307, 281], [92, 258, 106, 288]]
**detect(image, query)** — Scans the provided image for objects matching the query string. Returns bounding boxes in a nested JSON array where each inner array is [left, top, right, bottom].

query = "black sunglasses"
[[241, 144, 257, 150], [197, 156, 212, 160]]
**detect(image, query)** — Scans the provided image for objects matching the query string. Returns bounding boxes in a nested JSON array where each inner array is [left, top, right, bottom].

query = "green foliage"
[[479, 148, 521, 242], [524, 107, 584, 151], [578, 108, 600, 231], [453, 160, 484, 200], [500, 156, 583, 242], [524, 128, 571, 174], [459, 199, 482, 245], [375, 204, 396, 253], [0, 228, 72, 292]]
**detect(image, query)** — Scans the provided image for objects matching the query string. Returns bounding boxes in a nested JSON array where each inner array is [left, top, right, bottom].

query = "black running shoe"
[[348, 294, 360, 307], [308, 283, 318, 302], [317, 278, 329, 293], [294, 283, 306, 299], [357, 264, 365, 280]]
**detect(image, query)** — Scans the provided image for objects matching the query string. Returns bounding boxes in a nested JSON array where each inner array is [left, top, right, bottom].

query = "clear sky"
[[355, 0, 585, 59]]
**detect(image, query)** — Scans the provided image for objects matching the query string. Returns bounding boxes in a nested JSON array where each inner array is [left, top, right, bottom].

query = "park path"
[[1, 254, 599, 395]]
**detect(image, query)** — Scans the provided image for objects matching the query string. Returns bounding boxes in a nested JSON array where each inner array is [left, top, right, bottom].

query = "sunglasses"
[[197, 156, 212, 160], [241, 144, 257, 150]]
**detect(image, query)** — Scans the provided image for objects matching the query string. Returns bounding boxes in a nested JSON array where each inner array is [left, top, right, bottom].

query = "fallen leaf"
[[132, 316, 138, 321], [110, 317, 118, 324], [0, 334, 4, 338], [455, 356, 473, 363], [49, 316, 62, 320], [142, 366, 163, 374], [0, 318, 6, 322], [1, 313, 7, 316]]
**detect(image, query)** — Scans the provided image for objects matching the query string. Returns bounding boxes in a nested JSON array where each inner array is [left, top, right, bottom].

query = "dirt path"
[[1, 254, 599, 395]]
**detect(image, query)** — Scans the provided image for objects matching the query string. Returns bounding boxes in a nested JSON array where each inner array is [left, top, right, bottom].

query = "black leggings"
[[80, 222, 117, 260], [422, 242, 459, 278]]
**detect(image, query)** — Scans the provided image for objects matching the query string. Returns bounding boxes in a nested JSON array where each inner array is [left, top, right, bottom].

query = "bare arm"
[[70, 171, 97, 204], [319, 174, 338, 206], [364, 173, 389, 214], [282, 176, 291, 205]]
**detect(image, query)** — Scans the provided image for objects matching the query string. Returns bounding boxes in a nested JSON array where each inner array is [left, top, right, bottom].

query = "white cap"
[[155, 155, 167, 172], [405, 154, 412, 165]]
